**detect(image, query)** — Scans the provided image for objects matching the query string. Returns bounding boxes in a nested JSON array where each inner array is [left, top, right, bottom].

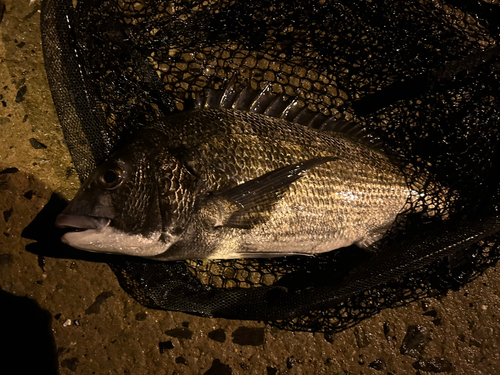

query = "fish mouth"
[[55, 214, 111, 232]]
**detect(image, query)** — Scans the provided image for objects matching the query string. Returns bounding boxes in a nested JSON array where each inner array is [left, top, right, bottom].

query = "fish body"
[[56, 107, 410, 260]]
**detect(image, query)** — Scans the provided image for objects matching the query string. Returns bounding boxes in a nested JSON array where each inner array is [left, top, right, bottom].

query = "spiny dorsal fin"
[[195, 78, 384, 150]]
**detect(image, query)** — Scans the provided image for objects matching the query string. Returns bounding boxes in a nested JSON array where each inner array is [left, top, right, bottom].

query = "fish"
[[55, 86, 414, 261]]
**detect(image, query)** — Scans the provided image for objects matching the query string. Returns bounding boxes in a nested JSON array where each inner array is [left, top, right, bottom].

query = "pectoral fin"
[[212, 156, 338, 229]]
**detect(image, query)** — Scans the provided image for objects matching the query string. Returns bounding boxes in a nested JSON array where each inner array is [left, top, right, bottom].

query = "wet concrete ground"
[[1, 1, 500, 374]]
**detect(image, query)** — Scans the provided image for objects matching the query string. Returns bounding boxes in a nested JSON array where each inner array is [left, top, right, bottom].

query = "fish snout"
[[55, 214, 111, 232]]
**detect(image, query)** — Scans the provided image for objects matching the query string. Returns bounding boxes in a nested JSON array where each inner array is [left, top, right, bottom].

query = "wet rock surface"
[[1, 1, 500, 374], [232, 327, 265, 346], [400, 325, 430, 359]]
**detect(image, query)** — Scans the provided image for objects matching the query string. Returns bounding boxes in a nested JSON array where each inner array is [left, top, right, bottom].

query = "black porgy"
[[56, 107, 413, 260]]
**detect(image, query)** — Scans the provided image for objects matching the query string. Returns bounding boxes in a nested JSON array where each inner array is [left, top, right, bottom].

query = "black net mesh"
[[41, 0, 500, 332]]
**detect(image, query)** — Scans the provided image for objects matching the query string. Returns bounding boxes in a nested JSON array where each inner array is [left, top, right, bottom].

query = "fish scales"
[[167, 109, 408, 257], [56, 107, 411, 260]]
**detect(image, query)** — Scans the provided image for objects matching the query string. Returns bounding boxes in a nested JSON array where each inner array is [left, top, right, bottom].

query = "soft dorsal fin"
[[195, 78, 384, 150]]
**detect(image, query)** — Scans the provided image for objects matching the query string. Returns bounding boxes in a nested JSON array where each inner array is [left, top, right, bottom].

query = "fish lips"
[[55, 214, 111, 232], [55, 213, 165, 257]]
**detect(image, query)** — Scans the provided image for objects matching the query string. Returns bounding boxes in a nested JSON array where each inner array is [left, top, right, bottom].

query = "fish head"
[[56, 129, 191, 257]]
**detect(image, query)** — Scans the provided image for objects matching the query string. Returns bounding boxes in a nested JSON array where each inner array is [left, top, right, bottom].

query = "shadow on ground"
[[0, 289, 59, 375]]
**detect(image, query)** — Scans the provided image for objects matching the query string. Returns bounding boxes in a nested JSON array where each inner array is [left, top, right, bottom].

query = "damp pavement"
[[1, 1, 500, 374]]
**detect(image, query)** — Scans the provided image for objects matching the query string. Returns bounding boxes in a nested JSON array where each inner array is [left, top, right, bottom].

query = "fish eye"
[[98, 167, 123, 189]]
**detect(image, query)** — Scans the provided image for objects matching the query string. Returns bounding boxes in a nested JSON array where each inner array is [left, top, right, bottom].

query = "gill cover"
[[56, 129, 175, 256]]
